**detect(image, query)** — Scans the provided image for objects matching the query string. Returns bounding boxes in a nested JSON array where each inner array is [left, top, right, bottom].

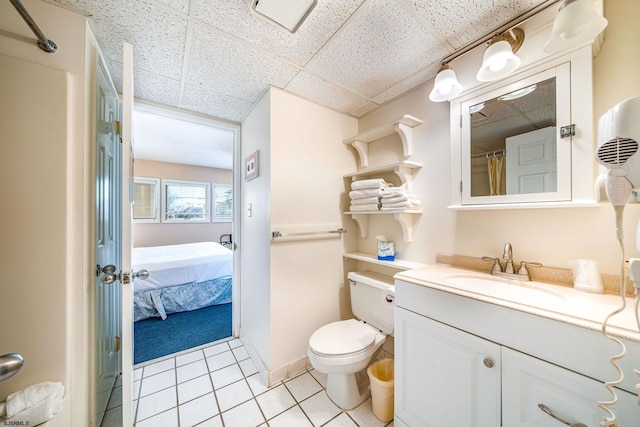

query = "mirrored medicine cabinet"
[[449, 48, 597, 209]]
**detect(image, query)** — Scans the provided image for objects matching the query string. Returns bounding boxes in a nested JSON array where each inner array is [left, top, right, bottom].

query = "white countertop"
[[394, 264, 640, 343]]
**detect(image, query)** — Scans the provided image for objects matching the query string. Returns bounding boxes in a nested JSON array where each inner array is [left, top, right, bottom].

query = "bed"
[[132, 241, 233, 321]]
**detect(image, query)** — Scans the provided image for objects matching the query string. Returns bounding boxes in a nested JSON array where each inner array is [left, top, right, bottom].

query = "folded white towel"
[[351, 179, 390, 190], [350, 196, 379, 205], [350, 203, 380, 212], [349, 189, 380, 199], [1, 382, 63, 425], [380, 194, 418, 202], [379, 183, 406, 195], [380, 200, 421, 210]]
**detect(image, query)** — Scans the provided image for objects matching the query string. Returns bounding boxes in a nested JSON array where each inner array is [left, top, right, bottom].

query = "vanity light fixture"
[[544, 0, 607, 53], [429, 64, 464, 102], [497, 84, 537, 101], [251, 0, 317, 33], [476, 28, 525, 82]]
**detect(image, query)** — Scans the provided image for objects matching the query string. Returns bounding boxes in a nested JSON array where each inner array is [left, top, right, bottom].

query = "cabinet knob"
[[483, 358, 494, 368]]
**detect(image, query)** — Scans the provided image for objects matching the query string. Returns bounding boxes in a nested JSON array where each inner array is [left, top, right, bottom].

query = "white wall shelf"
[[344, 115, 423, 168], [345, 210, 422, 242], [344, 160, 422, 190], [343, 252, 426, 270]]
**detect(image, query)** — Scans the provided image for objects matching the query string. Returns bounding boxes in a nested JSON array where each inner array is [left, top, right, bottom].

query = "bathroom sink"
[[446, 276, 564, 306]]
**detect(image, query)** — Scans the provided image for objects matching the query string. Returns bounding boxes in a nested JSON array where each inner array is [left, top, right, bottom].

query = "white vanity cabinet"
[[394, 277, 640, 427]]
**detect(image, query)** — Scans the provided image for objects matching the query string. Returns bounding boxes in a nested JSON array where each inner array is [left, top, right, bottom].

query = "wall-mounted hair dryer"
[[596, 96, 640, 239]]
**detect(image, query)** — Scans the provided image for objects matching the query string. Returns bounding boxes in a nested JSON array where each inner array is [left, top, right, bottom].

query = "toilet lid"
[[309, 319, 377, 357]]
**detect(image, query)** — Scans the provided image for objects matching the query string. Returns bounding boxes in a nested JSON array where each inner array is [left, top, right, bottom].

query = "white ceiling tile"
[[371, 61, 441, 104], [154, 0, 190, 14], [181, 84, 254, 123], [349, 101, 380, 118], [405, 0, 542, 49], [186, 22, 300, 102], [194, 0, 366, 67], [110, 62, 183, 108], [285, 71, 368, 114], [305, 0, 450, 98]]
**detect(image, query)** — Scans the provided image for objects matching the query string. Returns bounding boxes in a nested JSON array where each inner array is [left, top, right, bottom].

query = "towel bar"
[[272, 228, 347, 238]]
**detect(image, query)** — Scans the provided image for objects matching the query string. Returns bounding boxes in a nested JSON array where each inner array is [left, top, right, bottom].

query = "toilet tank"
[[347, 271, 395, 335]]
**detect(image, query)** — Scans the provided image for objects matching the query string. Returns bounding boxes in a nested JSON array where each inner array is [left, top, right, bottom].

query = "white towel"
[[350, 196, 379, 205], [349, 189, 380, 199], [349, 203, 380, 212], [379, 183, 406, 195], [351, 179, 389, 190], [380, 200, 421, 210], [380, 194, 418, 202], [1, 382, 64, 425]]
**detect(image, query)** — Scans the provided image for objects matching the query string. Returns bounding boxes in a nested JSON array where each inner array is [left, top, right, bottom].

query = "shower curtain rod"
[[471, 149, 505, 159], [9, 0, 57, 53]]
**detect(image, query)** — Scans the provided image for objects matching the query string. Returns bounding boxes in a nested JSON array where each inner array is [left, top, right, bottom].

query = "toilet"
[[308, 271, 395, 409]]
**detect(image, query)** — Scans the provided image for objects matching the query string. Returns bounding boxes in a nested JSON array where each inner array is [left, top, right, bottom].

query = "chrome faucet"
[[483, 242, 542, 281]]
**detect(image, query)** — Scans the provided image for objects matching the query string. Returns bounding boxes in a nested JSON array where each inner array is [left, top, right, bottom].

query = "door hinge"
[[115, 336, 121, 352], [560, 124, 575, 138], [460, 180, 463, 193], [114, 120, 121, 135], [460, 115, 463, 128]]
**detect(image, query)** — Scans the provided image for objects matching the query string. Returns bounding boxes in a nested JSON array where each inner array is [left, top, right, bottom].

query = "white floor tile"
[[203, 342, 230, 357], [299, 390, 341, 427], [210, 364, 244, 389], [177, 359, 209, 384], [221, 399, 265, 427], [136, 387, 177, 422], [134, 368, 143, 382], [285, 372, 323, 402], [195, 414, 224, 426], [256, 384, 296, 420], [133, 380, 141, 400], [347, 398, 387, 427], [246, 373, 269, 396], [106, 385, 122, 409], [178, 392, 219, 427], [143, 358, 175, 377], [268, 405, 313, 427], [135, 407, 178, 427], [239, 358, 259, 377], [176, 349, 205, 367], [232, 346, 250, 361], [215, 379, 253, 411], [100, 406, 122, 427], [178, 375, 214, 405], [139, 369, 176, 397], [309, 369, 328, 388], [227, 338, 243, 349], [323, 412, 358, 427], [207, 350, 237, 371]]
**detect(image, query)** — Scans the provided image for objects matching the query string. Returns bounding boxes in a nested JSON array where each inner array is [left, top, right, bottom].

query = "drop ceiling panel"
[[405, 0, 543, 49], [305, 0, 450, 98], [181, 85, 254, 124], [186, 22, 300, 102], [194, 0, 366, 67], [285, 71, 368, 113], [110, 62, 182, 108], [371, 61, 442, 105]]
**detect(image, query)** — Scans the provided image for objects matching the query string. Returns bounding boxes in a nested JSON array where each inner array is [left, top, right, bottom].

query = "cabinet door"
[[502, 347, 640, 426], [395, 308, 501, 427]]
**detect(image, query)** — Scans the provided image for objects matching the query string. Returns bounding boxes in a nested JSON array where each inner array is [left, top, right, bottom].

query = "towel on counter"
[[349, 189, 381, 199], [1, 382, 64, 425], [350, 196, 380, 205], [351, 178, 390, 190], [349, 203, 380, 212]]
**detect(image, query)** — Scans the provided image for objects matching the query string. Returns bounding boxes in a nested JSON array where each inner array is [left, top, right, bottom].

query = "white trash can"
[[367, 358, 394, 423]]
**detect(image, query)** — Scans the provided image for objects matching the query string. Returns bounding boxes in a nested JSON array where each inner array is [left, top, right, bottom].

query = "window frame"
[[161, 178, 211, 223], [132, 177, 160, 223], [212, 183, 233, 223]]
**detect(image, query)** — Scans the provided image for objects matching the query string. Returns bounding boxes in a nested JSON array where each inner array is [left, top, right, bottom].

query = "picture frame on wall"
[[245, 150, 259, 181]]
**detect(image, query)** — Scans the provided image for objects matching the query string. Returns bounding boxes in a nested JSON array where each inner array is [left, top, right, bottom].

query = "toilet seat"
[[309, 319, 378, 357]]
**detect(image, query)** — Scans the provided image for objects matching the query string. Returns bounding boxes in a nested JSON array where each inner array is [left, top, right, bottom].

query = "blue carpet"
[[134, 303, 232, 365]]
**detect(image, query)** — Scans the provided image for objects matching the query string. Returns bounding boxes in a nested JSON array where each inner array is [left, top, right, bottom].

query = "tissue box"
[[377, 241, 395, 261]]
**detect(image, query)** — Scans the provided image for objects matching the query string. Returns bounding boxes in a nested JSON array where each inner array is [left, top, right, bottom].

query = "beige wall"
[[0, 1, 92, 425], [133, 160, 232, 247], [358, 0, 640, 277]]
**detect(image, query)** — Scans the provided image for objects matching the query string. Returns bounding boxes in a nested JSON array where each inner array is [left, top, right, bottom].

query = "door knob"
[[0, 353, 24, 381], [96, 265, 149, 284], [133, 269, 150, 280]]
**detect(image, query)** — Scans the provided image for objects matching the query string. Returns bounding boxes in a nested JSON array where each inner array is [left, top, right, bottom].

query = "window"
[[133, 178, 160, 223], [162, 179, 210, 222], [212, 184, 233, 222]]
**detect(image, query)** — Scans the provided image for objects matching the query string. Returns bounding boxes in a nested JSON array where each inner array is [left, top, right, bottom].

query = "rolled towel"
[[1, 382, 64, 425], [349, 203, 380, 212], [349, 189, 380, 199], [350, 196, 380, 205], [351, 179, 390, 190]]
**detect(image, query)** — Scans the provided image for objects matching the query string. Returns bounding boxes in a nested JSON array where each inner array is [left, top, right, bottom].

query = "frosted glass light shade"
[[429, 66, 463, 102], [544, 0, 608, 53], [476, 39, 521, 82]]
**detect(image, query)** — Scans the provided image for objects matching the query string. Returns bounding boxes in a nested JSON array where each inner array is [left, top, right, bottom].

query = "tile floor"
[[102, 337, 395, 427]]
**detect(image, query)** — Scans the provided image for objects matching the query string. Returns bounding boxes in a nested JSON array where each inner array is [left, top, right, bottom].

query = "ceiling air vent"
[[251, 0, 317, 33]]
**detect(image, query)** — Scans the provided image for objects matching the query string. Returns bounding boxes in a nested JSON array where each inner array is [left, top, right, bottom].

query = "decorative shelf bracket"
[[394, 122, 413, 158], [351, 214, 369, 238], [351, 140, 369, 168], [394, 212, 418, 242]]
